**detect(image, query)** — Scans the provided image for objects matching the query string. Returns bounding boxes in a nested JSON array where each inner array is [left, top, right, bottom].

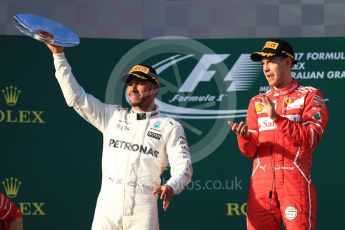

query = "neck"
[[275, 75, 293, 89], [132, 102, 156, 112]]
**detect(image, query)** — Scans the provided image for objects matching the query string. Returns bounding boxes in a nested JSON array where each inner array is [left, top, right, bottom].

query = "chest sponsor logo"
[[284, 96, 304, 110], [116, 124, 129, 131], [116, 119, 130, 131], [284, 97, 293, 105], [150, 121, 162, 133], [153, 121, 161, 129], [258, 114, 302, 131], [258, 117, 276, 131], [108, 139, 159, 158], [147, 131, 161, 140]]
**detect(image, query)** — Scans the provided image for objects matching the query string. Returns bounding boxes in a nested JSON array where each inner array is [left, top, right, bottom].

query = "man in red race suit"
[[228, 39, 328, 229], [0, 193, 23, 230]]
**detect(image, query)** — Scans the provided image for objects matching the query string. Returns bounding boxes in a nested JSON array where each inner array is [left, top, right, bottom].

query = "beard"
[[130, 100, 141, 107]]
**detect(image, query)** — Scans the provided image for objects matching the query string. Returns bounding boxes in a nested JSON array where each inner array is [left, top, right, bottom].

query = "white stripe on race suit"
[[251, 154, 260, 177], [309, 128, 314, 149], [293, 147, 312, 230], [0, 202, 12, 220], [302, 121, 324, 133], [248, 129, 258, 134]]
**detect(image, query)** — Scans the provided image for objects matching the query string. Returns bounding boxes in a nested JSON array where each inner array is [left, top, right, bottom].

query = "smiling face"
[[261, 56, 293, 88], [126, 78, 159, 111]]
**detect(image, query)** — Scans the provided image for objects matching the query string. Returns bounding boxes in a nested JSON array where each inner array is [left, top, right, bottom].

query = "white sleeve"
[[53, 52, 117, 132], [165, 122, 193, 194]]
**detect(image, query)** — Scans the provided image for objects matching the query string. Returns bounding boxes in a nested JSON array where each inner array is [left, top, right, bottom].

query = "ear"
[[154, 88, 159, 96], [152, 84, 159, 96], [286, 57, 293, 68]]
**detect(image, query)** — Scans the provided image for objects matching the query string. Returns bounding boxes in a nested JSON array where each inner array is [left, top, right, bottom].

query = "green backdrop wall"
[[1, 36, 343, 229]]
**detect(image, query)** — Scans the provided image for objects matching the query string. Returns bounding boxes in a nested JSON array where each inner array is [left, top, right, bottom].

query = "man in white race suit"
[[45, 44, 193, 230]]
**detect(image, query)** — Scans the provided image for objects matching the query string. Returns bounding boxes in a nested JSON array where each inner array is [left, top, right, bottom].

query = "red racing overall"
[[238, 79, 328, 229]]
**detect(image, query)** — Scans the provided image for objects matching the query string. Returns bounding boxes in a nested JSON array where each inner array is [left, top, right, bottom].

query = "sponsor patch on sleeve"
[[312, 112, 322, 122], [285, 206, 298, 220], [313, 95, 325, 106]]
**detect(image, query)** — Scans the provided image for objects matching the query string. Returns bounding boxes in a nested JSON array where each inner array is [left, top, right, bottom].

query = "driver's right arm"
[[48, 45, 115, 132], [236, 98, 259, 158]]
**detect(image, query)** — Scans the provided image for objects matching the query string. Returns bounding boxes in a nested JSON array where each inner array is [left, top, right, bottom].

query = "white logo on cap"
[[285, 206, 298, 220]]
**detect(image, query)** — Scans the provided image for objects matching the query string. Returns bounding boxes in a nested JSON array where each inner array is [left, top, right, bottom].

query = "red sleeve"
[[274, 89, 328, 150], [0, 193, 22, 223], [237, 97, 259, 158]]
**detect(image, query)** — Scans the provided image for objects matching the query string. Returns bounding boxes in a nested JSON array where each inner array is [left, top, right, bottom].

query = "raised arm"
[[45, 43, 117, 132]]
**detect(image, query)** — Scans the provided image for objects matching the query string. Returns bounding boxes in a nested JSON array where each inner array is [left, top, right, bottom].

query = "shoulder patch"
[[255, 102, 265, 113]]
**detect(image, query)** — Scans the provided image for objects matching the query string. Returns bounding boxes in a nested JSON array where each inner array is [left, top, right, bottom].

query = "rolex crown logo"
[[2, 85, 21, 106], [2, 177, 22, 198]]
